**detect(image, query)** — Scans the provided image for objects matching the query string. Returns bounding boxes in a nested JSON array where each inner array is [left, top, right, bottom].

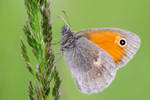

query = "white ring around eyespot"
[[114, 36, 127, 48], [118, 37, 127, 47]]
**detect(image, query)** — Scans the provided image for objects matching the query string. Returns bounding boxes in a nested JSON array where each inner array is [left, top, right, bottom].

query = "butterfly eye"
[[119, 38, 127, 47]]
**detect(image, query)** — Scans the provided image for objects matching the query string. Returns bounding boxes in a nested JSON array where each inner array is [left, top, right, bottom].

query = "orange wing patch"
[[86, 30, 125, 64]]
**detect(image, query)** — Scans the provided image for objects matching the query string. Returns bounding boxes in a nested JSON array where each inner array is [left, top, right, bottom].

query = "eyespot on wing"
[[76, 28, 141, 68]]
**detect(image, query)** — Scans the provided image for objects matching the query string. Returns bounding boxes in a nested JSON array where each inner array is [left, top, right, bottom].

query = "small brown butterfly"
[[60, 24, 141, 94]]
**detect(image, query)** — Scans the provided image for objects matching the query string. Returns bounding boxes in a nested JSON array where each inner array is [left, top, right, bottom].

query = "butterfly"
[[60, 26, 141, 94]]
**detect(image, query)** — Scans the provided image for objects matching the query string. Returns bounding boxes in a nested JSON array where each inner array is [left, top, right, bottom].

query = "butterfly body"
[[61, 26, 141, 94]]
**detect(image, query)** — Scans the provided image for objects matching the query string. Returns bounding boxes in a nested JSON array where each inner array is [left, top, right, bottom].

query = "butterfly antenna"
[[58, 10, 71, 28], [58, 16, 70, 27], [61, 10, 71, 27]]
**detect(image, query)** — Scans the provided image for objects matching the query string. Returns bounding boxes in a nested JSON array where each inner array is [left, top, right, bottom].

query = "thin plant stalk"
[[21, 0, 61, 100]]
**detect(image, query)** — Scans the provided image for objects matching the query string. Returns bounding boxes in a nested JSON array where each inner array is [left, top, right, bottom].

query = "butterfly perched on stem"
[[60, 20, 140, 94]]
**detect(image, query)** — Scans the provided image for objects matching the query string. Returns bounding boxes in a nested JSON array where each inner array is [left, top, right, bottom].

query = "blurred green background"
[[0, 0, 150, 100]]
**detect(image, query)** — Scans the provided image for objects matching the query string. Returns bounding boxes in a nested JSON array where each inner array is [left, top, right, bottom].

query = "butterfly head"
[[61, 26, 72, 36], [61, 26, 77, 51]]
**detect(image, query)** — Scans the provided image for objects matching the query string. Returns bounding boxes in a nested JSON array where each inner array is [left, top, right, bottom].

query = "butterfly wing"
[[76, 28, 141, 68], [64, 37, 117, 94]]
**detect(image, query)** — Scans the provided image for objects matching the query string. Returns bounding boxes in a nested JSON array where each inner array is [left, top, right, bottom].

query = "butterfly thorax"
[[61, 26, 78, 51]]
